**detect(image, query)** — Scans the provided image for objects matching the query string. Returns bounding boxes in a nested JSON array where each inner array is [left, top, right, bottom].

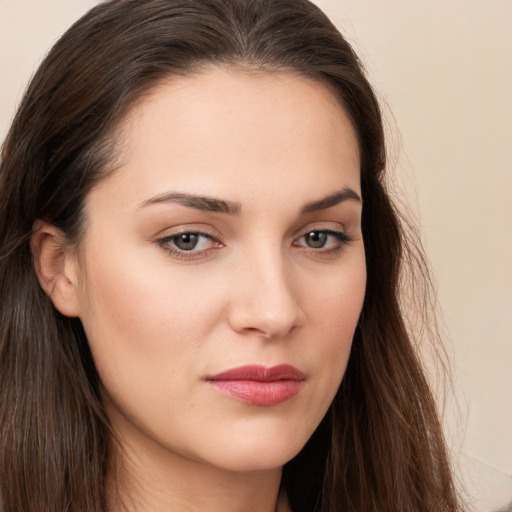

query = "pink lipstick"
[[205, 364, 305, 406]]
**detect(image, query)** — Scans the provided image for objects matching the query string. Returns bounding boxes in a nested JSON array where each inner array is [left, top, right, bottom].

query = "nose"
[[227, 248, 305, 340]]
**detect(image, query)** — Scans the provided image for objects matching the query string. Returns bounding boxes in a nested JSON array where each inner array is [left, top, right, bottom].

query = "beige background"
[[1, 1, 510, 510]]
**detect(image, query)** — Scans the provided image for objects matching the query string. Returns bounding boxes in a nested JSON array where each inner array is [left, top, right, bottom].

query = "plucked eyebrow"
[[137, 187, 361, 216], [300, 187, 362, 214], [137, 192, 241, 215]]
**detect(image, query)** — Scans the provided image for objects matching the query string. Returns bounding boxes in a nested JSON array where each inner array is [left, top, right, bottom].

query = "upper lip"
[[206, 364, 305, 382]]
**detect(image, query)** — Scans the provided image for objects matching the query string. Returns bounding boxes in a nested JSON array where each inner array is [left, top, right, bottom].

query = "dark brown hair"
[[0, 0, 461, 510]]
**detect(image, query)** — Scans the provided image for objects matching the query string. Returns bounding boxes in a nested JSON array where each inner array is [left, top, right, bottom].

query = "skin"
[[34, 66, 366, 512]]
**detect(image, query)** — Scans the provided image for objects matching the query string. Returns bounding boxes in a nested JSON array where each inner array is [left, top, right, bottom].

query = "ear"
[[31, 220, 81, 317]]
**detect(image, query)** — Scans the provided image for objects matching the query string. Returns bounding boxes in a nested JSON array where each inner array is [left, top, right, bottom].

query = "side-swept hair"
[[0, 1, 461, 510]]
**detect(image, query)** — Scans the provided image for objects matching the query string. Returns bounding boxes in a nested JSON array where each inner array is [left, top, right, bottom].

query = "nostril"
[[228, 300, 304, 340], [226, 261, 305, 338]]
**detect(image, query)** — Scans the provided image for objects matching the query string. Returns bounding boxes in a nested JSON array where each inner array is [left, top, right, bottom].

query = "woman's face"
[[71, 67, 365, 472]]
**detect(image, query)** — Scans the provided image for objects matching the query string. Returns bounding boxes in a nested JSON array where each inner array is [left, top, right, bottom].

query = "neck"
[[106, 431, 289, 512]]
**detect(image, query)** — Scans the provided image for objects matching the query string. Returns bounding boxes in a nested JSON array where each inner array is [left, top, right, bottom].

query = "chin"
[[212, 449, 301, 473], [201, 428, 310, 473]]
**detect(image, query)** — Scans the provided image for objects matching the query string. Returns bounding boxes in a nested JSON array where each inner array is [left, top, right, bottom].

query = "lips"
[[205, 364, 305, 406]]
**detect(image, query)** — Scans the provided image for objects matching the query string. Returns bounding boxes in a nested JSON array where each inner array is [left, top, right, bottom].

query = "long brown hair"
[[0, 1, 462, 510]]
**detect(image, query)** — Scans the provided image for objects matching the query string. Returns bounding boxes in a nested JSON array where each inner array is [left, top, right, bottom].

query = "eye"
[[172, 233, 205, 251], [294, 229, 352, 252], [304, 231, 329, 248], [157, 230, 221, 258]]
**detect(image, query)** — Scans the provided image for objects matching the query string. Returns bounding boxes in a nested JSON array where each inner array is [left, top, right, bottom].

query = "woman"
[[0, 0, 462, 511]]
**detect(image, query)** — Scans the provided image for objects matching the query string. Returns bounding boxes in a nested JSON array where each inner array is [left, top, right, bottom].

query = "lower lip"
[[207, 380, 303, 406]]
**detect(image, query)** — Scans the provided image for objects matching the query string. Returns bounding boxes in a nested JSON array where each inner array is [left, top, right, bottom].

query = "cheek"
[[297, 251, 366, 415], [76, 254, 225, 456], [76, 245, 220, 395], [308, 252, 366, 349]]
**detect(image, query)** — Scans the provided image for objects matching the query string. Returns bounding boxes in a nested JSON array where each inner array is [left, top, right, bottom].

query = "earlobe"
[[31, 220, 81, 317]]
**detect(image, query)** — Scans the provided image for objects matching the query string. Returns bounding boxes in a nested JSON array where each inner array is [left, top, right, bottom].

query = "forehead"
[[96, 66, 361, 211]]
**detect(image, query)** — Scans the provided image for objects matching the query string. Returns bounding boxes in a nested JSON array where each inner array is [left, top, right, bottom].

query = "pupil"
[[175, 233, 198, 250], [306, 231, 327, 248]]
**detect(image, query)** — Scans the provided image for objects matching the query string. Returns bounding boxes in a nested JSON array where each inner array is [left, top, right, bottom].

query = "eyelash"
[[156, 228, 353, 260], [156, 230, 221, 260], [293, 229, 353, 255]]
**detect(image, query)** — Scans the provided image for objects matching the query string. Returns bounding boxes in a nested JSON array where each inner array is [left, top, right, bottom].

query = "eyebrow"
[[138, 187, 361, 216], [138, 192, 242, 215], [300, 187, 362, 214]]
